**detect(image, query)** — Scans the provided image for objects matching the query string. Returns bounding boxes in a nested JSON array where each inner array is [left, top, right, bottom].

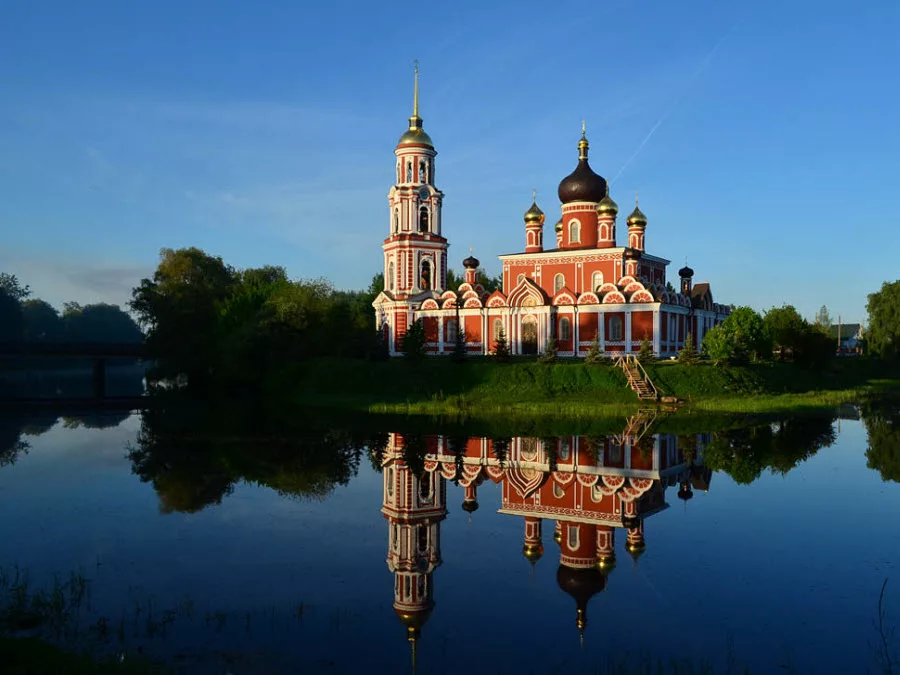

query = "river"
[[0, 402, 898, 674]]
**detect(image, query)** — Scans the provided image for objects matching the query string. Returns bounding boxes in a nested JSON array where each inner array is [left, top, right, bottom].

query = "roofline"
[[498, 247, 670, 265]]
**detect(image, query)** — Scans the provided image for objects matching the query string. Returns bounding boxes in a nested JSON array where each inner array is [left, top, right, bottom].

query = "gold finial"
[[581, 119, 586, 138], [578, 121, 589, 160], [469, 244, 473, 254], [532, 188, 537, 203], [635, 190, 639, 207]]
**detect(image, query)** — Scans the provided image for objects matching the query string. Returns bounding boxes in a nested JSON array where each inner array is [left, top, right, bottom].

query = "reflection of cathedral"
[[373, 67, 730, 357], [379, 423, 713, 659]]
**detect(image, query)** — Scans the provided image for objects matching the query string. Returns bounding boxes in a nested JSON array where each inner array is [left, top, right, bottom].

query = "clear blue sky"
[[1, 0, 897, 324]]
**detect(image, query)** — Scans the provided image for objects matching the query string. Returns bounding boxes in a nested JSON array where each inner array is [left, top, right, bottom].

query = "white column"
[[482, 312, 488, 355], [599, 310, 605, 351], [573, 308, 580, 357], [625, 311, 633, 354], [438, 316, 444, 353], [652, 308, 661, 355]]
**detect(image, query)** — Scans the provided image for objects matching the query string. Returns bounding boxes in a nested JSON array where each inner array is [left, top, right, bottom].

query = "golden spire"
[[578, 120, 589, 160], [412, 59, 420, 119]]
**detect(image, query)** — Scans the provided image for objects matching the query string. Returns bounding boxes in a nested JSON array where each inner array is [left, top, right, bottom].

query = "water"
[[0, 402, 898, 674]]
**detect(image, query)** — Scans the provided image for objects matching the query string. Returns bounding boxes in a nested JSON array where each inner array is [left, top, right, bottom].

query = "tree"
[[0, 290, 24, 342], [864, 404, 900, 483], [22, 299, 63, 342], [638, 337, 655, 363], [402, 319, 426, 361], [493, 326, 510, 361], [584, 337, 603, 364], [538, 337, 557, 363], [0, 273, 30, 301], [678, 332, 698, 365], [63, 303, 143, 343], [451, 324, 467, 362], [765, 305, 806, 360], [866, 280, 900, 361], [702, 307, 771, 365], [815, 305, 833, 331]]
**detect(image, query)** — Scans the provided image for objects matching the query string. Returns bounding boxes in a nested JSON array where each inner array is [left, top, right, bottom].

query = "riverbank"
[[280, 356, 900, 417]]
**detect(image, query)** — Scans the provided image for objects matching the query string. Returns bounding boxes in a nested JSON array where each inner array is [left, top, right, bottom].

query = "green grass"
[[277, 356, 900, 419]]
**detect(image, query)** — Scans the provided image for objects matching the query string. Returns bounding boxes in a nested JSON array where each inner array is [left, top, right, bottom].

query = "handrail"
[[613, 353, 658, 400]]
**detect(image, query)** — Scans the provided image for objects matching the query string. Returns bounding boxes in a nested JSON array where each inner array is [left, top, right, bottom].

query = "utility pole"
[[837, 314, 841, 351]]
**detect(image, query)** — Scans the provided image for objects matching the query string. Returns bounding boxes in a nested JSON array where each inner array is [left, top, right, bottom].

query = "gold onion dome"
[[557, 124, 608, 204], [627, 204, 648, 227], [626, 540, 647, 560], [554, 218, 563, 233], [597, 191, 618, 217], [524, 200, 545, 225], [523, 543, 544, 564]]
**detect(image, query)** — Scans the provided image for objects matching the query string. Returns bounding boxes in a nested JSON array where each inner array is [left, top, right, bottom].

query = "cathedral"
[[373, 68, 730, 357]]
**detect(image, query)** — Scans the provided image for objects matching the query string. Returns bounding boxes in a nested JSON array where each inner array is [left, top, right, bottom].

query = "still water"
[[0, 404, 898, 674]]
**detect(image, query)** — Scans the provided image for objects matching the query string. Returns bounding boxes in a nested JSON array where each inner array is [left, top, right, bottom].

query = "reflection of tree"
[[127, 395, 369, 513], [0, 416, 29, 468], [62, 411, 132, 430], [703, 416, 836, 484], [863, 403, 900, 483]]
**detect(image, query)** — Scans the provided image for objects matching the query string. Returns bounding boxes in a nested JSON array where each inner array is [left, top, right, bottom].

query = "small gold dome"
[[524, 201, 545, 225], [523, 543, 544, 563], [554, 218, 563, 233], [398, 126, 434, 148], [626, 205, 647, 227], [553, 528, 562, 544], [597, 193, 618, 217]]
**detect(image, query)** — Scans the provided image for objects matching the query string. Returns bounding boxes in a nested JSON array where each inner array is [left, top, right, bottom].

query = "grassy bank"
[[281, 356, 900, 418]]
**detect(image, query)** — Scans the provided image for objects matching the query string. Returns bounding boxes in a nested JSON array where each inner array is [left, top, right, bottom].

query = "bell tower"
[[383, 63, 448, 299]]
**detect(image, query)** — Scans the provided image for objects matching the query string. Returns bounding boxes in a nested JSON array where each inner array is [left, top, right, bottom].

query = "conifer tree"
[[452, 326, 467, 362], [584, 336, 603, 364], [493, 326, 510, 362], [538, 337, 558, 364], [678, 332, 699, 365], [638, 337, 655, 363]]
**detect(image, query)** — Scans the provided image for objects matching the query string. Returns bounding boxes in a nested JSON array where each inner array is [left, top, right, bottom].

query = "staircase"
[[613, 408, 659, 446], [615, 354, 658, 401]]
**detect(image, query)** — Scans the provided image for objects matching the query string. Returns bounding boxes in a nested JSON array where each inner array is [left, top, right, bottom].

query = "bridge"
[[0, 342, 148, 400]]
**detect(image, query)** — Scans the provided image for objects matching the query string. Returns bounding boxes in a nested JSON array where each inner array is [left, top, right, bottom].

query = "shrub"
[[538, 337, 558, 364], [402, 320, 426, 361], [678, 332, 699, 365], [584, 337, 604, 364], [638, 338, 655, 363], [493, 327, 510, 362]]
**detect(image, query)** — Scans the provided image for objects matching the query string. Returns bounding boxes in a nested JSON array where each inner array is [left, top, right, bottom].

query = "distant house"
[[829, 323, 863, 351]]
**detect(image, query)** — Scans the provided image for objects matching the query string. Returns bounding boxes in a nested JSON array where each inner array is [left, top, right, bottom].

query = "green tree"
[[451, 322, 467, 362], [678, 332, 698, 365], [0, 273, 30, 301], [701, 307, 770, 365], [864, 405, 900, 483], [402, 319, 426, 361], [538, 337, 557, 363], [130, 247, 237, 383], [866, 280, 900, 361], [0, 290, 24, 342], [62, 303, 143, 343], [493, 326, 510, 361], [584, 337, 603, 364], [764, 305, 806, 360], [815, 305, 833, 330], [638, 337, 655, 363], [22, 299, 63, 342]]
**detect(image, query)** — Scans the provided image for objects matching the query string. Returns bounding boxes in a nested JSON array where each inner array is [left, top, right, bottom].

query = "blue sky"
[[1, 0, 897, 323]]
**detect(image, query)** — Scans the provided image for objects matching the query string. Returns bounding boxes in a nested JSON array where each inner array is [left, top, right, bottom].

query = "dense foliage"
[[866, 280, 900, 361], [0, 273, 142, 346], [863, 400, 900, 483], [763, 304, 835, 368], [702, 306, 771, 365], [129, 248, 382, 389]]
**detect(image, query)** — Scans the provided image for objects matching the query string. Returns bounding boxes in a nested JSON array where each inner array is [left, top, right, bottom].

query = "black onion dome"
[[558, 159, 608, 204], [678, 265, 694, 278], [462, 255, 480, 270], [461, 499, 479, 513], [556, 565, 607, 623]]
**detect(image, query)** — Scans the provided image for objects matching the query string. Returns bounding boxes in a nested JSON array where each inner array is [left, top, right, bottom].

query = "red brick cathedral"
[[373, 68, 730, 357]]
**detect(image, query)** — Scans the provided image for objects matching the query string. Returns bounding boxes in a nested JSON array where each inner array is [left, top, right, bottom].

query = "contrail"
[[611, 15, 745, 186]]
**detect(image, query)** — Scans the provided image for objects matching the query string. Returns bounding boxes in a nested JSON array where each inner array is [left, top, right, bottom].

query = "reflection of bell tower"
[[556, 520, 606, 643], [381, 434, 447, 661]]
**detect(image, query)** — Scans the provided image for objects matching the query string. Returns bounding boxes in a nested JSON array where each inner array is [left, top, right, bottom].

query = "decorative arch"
[[602, 291, 626, 304], [506, 466, 548, 499], [591, 271, 604, 291], [441, 296, 457, 309], [508, 278, 548, 307], [623, 281, 645, 295], [552, 288, 576, 306], [552, 471, 576, 488], [577, 292, 600, 305], [464, 297, 482, 308], [420, 299, 439, 310], [631, 290, 655, 303], [616, 275, 637, 289], [486, 291, 508, 308]]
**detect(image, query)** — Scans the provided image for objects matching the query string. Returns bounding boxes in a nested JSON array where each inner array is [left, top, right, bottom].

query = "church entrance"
[[521, 316, 538, 355]]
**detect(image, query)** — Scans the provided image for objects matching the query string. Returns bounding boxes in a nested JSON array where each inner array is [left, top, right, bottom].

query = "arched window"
[[559, 439, 571, 461], [609, 315, 623, 341], [387, 467, 394, 496], [417, 525, 429, 552], [592, 271, 603, 291], [388, 262, 395, 291], [553, 483, 565, 499], [419, 159, 427, 183], [406, 162, 412, 182], [554, 274, 565, 294], [493, 318, 503, 339], [419, 478, 432, 505], [420, 260, 432, 290], [392, 209, 399, 233], [405, 575, 412, 598], [569, 220, 581, 243], [447, 319, 457, 340], [527, 231, 534, 246], [567, 525, 579, 549], [419, 206, 429, 232], [559, 316, 571, 341]]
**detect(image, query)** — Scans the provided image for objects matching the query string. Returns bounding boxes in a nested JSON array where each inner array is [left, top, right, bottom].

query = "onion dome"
[[553, 528, 562, 545], [461, 499, 479, 513], [625, 540, 647, 561], [462, 255, 480, 270], [554, 218, 563, 233], [523, 542, 544, 564], [556, 565, 607, 637], [558, 126, 608, 204], [398, 64, 434, 148], [596, 191, 618, 217], [596, 556, 617, 575], [677, 481, 694, 502], [626, 203, 648, 228], [678, 265, 694, 278], [524, 199, 545, 225]]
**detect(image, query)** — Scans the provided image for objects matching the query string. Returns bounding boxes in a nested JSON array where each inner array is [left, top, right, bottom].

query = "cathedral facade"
[[373, 69, 730, 358]]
